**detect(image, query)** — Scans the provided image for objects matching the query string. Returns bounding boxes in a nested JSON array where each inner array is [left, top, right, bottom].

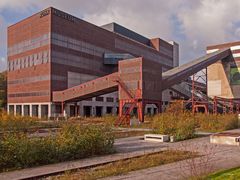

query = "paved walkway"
[[105, 129, 240, 180]]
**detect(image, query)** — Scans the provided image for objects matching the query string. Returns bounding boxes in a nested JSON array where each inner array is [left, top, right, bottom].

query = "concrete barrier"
[[144, 134, 169, 142], [210, 132, 240, 146]]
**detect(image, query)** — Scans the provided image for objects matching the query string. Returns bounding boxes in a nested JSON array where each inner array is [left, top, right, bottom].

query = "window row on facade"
[[8, 50, 49, 71], [67, 71, 98, 88], [8, 74, 66, 86], [115, 39, 173, 67], [51, 33, 113, 57], [8, 75, 50, 85], [86, 96, 118, 103], [8, 91, 50, 98], [8, 33, 50, 56], [51, 51, 103, 70]]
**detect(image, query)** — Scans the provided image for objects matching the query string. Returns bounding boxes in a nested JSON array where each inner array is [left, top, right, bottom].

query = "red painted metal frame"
[[115, 74, 162, 126], [117, 99, 139, 126], [213, 96, 240, 114], [114, 77, 142, 126], [117, 99, 162, 126]]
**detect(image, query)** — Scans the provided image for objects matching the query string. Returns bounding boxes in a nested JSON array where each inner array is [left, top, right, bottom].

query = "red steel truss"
[[114, 77, 141, 126], [213, 97, 240, 114]]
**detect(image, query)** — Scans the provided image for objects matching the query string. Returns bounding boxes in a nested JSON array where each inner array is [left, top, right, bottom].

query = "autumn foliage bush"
[[0, 124, 114, 172], [152, 112, 196, 141], [196, 113, 238, 132], [152, 101, 196, 141], [152, 101, 239, 141], [0, 112, 41, 132], [0, 111, 65, 132]]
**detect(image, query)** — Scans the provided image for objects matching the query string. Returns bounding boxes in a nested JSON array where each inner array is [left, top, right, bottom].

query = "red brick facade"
[[7, 7, 177, 117]]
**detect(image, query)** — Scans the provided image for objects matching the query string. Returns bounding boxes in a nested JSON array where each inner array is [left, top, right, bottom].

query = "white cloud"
[[0, 15, 7, 72], [175, 0, 240, 60], [0, 57, 6, 72], [235, 28, 240, 38], [0, 0, 35, 12], [83, 0, 181, 39], [0, 17, 6, 44], [1, 0, 240, 66]]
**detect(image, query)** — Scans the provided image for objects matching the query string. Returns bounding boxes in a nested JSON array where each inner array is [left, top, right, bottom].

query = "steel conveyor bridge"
[[162, 48, 232, 90], [53, 48, 232, 104]]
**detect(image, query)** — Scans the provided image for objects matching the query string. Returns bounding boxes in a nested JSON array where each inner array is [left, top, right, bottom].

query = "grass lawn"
[[206, 167, 240, 180], [51, 150, 197, 180]]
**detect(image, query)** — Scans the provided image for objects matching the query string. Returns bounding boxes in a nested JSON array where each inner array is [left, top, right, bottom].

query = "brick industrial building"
[[8, 7, 238, 121], [7, 7, 179, 118]]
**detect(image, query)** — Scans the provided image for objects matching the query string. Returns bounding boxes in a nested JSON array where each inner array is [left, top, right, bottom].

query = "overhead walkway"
[[53, 72, 119, 102], [162, 48, 232, 90]]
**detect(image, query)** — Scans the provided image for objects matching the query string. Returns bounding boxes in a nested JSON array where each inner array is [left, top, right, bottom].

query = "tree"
[[0, 71, 7, 110]]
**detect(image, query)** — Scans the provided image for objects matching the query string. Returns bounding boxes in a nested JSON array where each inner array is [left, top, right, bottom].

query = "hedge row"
[[152, 102, 238, 141], [0, 124, 114, 172]]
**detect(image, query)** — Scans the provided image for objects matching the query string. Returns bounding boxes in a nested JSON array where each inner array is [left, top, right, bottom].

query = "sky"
[[1, 0, 240, 72]]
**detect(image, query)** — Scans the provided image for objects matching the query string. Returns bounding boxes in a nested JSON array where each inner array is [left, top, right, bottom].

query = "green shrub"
[[0, 112, 40, 132], [164, 100, 185, 114], [152, 101, 239, 140], [0, 112, 62, 132], [152, 111, 239, 141], [0, 124, 114, 172], [152, 112, 196, 141], [196, 113, 238, 132], [102, 115, 117, 126]]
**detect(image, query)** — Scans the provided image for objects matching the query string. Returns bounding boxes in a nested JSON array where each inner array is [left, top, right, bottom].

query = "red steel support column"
[[192, 74, 195, 114], [205, 104, 209, 114], [223, 99, 226, 114], [230, 99, 233, 113], [137, 101, 142, 122], [119, 100, 123, 119], [205, 68, 209, 111], [137, 100, 145, 123]]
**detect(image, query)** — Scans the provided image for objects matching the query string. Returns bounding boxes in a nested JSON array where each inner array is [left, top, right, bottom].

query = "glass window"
[[8, 61, 10, 71], [30, 55, 33, 66], [34, 54, 37, 65], [43, 51, 49, 63], [19, 58, 22, 69], [25, 57, 29, 68]]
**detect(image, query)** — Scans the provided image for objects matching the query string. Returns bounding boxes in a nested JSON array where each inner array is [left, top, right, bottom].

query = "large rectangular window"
[[8, 50, 49, 71]]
